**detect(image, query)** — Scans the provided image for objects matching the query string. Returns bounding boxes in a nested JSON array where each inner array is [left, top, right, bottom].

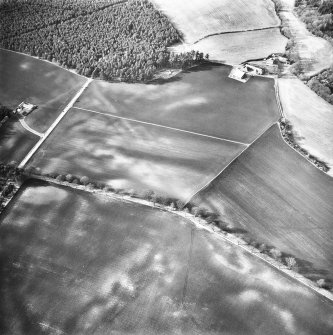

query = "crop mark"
[[73, 106, 248, 145], [182, 226, 195, 306]]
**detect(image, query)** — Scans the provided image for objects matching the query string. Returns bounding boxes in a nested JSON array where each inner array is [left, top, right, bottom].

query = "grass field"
[[0, 49, 86, 133], [193, 124, 333, 282], [175, 28, 287, 65], [76, 64, 280, 144], [26, 108, 245, 200], [278, 78, 333, 175], [150, 0, 280, 43], [1, 179, 333, 334], [0, 119, 39, 164]]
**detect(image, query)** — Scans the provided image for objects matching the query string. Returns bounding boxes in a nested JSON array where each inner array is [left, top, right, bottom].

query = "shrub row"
[[25, 167, 333, 292], [279, 118, 329, 172], [0, 162, 22, 213]]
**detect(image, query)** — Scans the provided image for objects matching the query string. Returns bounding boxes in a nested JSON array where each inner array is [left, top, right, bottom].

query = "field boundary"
[[274, 78, 285, 118], [18, 78, 93, 168], [28, 175, 333, 303], [193, 25, 281, 44], [73, 106, 249, 145], [184, 121, 278, 204]]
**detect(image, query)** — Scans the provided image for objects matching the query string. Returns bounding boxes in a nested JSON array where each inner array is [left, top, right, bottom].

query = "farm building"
[[14, 102, 37, 117], [228, 63, 263, 83], [228, 67, 249, 83]]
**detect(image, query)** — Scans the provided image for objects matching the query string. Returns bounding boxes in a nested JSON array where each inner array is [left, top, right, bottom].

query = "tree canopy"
[[0, 0, 204, 82]]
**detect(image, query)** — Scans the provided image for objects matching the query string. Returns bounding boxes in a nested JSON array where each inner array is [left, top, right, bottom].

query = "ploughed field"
[[1, 179, 333, 335], [150, 0, 280, 43], [0, 49, 86, 133], [193, 124, 333, 282], [26, 108, 246, 200], [75, 64, 280, 144]]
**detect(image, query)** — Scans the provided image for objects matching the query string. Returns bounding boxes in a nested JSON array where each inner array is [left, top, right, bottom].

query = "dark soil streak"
[[181, 226, 195, 305]]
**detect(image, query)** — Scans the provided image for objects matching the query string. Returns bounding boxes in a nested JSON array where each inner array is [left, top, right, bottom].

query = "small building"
[[14, 102, 37, 117], [266, 58, 275, 66], [228, 67, 249, 83], [242, 64, 264, 75]]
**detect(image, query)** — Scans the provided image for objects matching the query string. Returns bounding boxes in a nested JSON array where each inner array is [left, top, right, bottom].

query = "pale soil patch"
[[278, 78, 333, 175], [27, 108, 245, 200], [172, 28, 287, 65], [279, 11, 333, 76], [150, 0, 280, 43]]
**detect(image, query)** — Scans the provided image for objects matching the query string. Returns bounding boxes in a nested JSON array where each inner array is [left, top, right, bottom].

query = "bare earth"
[[278, 78, 333, 175]]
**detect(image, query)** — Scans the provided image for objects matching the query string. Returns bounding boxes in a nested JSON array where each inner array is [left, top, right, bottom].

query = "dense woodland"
[[295, 0, 333, 104], [295, 0, 333, 40], [0, 0, 205, 82]]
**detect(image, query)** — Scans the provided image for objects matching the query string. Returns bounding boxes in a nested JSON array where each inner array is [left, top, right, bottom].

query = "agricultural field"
[[75, 64, 280, 144], [1, 179, 333, 334], [193, 124, 333, 282], [173, 28, 287, 65], [278, 78, 333, 175], [0, 119, 39, 164], [150, 0, 280, 43], [26, 108, 245, 200], [0, 49, 86, 133]]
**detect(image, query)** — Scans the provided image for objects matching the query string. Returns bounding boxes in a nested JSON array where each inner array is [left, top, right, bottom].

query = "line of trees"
[[0, 163, 22, 212], [279, 117, 329, 172], [0, 0, 206, 82], [23, 165, 333, 293]]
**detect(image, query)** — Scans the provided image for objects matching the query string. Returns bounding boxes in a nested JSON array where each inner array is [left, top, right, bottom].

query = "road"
[[18, 78, 93, 168]]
